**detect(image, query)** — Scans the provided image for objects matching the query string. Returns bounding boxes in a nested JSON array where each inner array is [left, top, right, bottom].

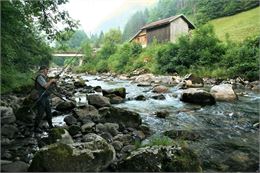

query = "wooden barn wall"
[[147, 24, 170, 44]]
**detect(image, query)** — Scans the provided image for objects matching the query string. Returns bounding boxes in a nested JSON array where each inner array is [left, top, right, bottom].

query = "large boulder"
[[134, 73, 155, 83], [56, 101, 76, 112], [15, 106, 34, 123], [210, 84, 238, 101], [99, 107, 142, 128], [1, 124, 18, 139], [1, 161, 29, 172], [1, 106, 16, 124], [29, 134, 115, 172], [180, 88, 216, 105], [102, 87, 126, 98], [117, 145, 201, 172], [87, 94, 111, 108], [73, 105, 100, 123]]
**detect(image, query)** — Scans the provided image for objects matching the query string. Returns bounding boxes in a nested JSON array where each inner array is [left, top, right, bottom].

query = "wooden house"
[[130, 14, 195, 47]]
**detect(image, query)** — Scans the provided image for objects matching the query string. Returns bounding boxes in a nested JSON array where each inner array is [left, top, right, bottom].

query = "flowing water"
[[74, 74, 259, 171]]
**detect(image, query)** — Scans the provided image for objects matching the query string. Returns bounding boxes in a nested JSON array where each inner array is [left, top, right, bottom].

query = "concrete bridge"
[[52, 52, 85, 66]]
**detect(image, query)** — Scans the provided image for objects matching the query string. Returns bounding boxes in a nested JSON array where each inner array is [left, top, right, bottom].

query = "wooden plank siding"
[[147, 24, 170, 44], [132, 30, 147, 47], [130, 15, 195, 47]]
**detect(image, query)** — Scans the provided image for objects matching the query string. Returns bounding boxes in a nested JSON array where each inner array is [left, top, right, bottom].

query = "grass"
[[209, 7, 260, 42]]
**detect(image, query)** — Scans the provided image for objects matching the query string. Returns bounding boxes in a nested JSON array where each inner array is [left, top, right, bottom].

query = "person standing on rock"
[[34, 65, 57, 132]]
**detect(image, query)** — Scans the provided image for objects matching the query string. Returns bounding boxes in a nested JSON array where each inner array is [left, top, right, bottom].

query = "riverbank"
[[1, 69, 259, 172]]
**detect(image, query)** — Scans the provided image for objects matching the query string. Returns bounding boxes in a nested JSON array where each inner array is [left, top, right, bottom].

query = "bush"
[[222, 35, 259, 80]]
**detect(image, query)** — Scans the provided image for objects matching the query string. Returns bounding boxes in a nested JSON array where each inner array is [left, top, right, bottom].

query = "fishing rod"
[[28, 48, 82, 111]]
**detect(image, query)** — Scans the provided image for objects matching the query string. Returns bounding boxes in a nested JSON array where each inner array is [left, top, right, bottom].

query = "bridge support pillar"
[[79, 58, 83, 66]]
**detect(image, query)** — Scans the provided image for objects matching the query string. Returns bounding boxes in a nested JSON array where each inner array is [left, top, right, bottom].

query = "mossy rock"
[[68, 125, 81, 136], [48, 127, 66, 143], [29, 135, 115, 172], [99, 107, 141, 128], [117, 145, 202, 172]]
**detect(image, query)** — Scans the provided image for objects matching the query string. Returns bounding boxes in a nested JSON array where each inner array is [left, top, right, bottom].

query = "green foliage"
[[55, 30, 89, 51], [1, 0, 77, 94], [156, 24, 226, 74], [122, 10, 148, 41], [144, 135, 173, 146], [209, 7, 260, 42], [222, 36, 259, 81], [108, 42, 142, 73], [196, 0, 259, 24], [122, 0, 259, 41], [76, 21, 258, 82]]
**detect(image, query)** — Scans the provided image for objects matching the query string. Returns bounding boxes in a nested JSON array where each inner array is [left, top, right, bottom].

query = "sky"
[[62, 0, 157, 35]]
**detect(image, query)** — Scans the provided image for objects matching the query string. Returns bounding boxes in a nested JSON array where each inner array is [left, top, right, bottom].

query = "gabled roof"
[[129, 14, 195, 42], [142, 14, 195, 30]]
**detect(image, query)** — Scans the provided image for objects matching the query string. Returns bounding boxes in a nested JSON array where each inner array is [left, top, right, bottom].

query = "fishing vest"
[[35, 73, 50, 97]]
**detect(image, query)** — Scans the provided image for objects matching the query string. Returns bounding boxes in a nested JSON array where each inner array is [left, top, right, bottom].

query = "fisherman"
[[34, 65, 57, 133]]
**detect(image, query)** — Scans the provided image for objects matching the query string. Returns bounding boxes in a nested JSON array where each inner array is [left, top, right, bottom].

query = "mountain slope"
[[209, 7, 260, 42]]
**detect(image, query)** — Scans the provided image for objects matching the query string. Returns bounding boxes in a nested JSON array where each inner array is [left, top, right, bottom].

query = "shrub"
[[222, 35, 259, 80]]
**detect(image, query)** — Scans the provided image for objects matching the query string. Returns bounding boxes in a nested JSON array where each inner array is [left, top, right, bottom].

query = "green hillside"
[[209, 7, 260, 42]]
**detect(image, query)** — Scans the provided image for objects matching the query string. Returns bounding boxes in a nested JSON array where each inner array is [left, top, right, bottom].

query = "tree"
[[122, 11, 148, 41], [1, 0, 78, 93]]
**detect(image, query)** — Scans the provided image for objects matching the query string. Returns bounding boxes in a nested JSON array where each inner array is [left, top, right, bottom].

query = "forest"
[[1, 0, 259, 93]]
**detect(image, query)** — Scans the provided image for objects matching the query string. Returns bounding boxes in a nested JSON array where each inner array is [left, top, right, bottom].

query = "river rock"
[[73, 105, 100, 123], [64, 115, 77, 126], [180, 88, 216, 105], [28, 134, 115, 172], [106, 94, 124, 104], [87, 94, 111, 108], [104, 123, 120, 136], [117, 145, 201, 172], [137, 82, 152, 87], [99, 107, 142, 128], [100, 132, 113, 143], [134, 73, 155, 83], [210, 84, 238, 101], [81, 122, 95, 133], [48, 128, 74, 145], [112, 141, 123, 151], [135, 95, 146, 101], [154, 75, 178, 85], [68, 125, 81, 136], [94, 86, 102, 92], [130, 68, 148, 76], [155, 110, 170, 118], [113, 134, 133, 145], [1, 106, 16, 124], [250, 81, 260, 92], [152, 85, 169, 93], [51, 97, 64, 107], [151, 94, 166, 100], [15, 106, 34, 123], [1, 124, 18, 139], [1, 161, 29, 172], [183, 73, 204, 88], [74, 79, 86, 88], [56, 101, 75, 112], [102, 87, 126, 98]]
